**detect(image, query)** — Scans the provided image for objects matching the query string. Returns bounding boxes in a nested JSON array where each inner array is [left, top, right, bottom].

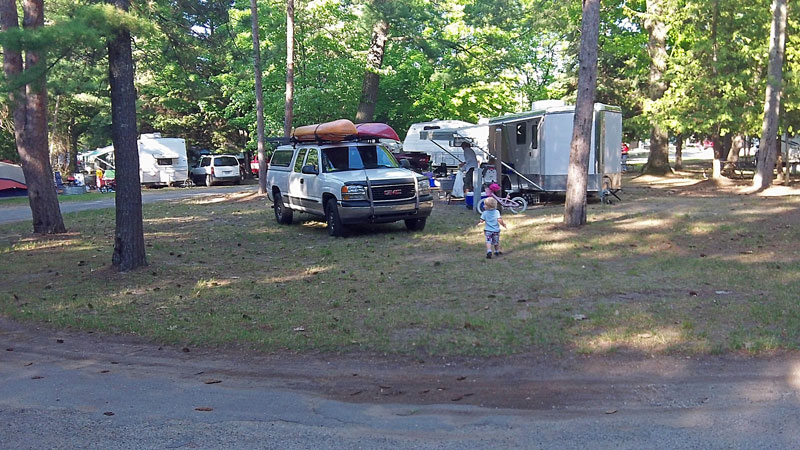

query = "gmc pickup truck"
[[267, 140, 434, 236]]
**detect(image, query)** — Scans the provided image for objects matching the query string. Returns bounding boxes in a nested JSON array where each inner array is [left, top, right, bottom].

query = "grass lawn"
[[2, 172, 800, 357]]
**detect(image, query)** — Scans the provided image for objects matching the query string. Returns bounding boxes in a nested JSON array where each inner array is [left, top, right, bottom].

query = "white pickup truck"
[[267, 140, 434, 236]]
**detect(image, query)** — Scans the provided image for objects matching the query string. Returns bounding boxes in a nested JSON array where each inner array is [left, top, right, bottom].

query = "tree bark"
[[355, 18, 389, 123], [754, 0, 788, 190], [0, 0, 65, 234], [108, 0, 147, 271], [67, 119, 78, 174], [564, 0, 600, 227], [644, 0, 670, 175], [251, 0, 267, 194], [674, 134, 683, 170]]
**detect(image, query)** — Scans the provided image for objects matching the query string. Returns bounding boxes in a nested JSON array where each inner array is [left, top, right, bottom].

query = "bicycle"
[[477, 189, 527, 214]]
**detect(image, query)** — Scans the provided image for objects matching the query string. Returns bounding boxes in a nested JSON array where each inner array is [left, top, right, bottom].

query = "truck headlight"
[[417, 178, 430, 195], [341, 185, 368, 200]]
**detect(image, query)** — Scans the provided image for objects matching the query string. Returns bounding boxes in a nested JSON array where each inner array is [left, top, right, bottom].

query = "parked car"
[[267, 120, 433, 236], [250, 155, 269, 177], [393, 151, 431, 172], [190, 154, 242, 186]]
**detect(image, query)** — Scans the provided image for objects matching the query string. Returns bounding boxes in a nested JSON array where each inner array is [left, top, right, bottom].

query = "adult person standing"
[[461, 141, 478, 194]]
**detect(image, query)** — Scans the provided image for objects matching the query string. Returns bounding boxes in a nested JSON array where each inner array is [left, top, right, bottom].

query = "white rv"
[[137, 133, 189, 186], [402, 120, 489, 167], [79, 133, 190, 187], [487, 102, 623, 195]]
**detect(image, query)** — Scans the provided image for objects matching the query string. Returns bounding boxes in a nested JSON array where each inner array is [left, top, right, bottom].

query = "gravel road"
[[0, 185, 258, 225]]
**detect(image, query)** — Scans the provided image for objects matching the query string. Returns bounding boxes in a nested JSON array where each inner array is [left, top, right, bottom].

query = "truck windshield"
[[321, 145, 399, 172]]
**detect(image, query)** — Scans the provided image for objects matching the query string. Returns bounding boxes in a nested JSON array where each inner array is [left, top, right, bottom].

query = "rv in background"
[[402, 120, 489, 167], [79, 133, 190, 187], [138, 134, 189, 186], [487, 101, 623, 196]]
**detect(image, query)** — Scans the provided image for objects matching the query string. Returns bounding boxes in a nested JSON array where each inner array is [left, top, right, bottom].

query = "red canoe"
[[292, 119, 358, 142], [354, 123, 400, 141]]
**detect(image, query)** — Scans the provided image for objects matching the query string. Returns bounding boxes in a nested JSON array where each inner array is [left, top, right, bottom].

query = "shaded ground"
[[3, 317, 800, 448], [4, 167, 800, 446], [3, 316, 800, 411]]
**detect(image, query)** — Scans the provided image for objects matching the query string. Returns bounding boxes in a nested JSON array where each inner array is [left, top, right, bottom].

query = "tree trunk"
[[564, 0, 600, 227], [67, 119, 78, 174], [754, 0, 788, 190], [108, 0, 146, 271], [284, 0, 294, 137], [644, 0, 670, 175], [0, 0, 65, 234], [674, 133, 683, 170], [251, 0, 267, 194], [355, 18, 389, 123]]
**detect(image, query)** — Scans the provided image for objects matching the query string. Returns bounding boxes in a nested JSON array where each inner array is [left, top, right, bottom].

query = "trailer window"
[[516, 123, 526, 145], [156, 158, 173, 166], [531, 118, 540, 149]]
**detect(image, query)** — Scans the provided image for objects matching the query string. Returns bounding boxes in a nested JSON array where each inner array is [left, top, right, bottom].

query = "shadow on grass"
[[2, 185, 800, 356]]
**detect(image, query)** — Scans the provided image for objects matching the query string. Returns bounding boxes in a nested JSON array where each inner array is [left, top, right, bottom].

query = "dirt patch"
[[4, 316, 800, 411]]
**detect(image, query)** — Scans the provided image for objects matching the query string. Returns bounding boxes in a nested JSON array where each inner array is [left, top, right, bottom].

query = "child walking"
[[478, 197, 507, 259]]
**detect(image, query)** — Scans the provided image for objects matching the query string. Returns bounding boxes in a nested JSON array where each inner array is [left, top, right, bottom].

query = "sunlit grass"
[[2, 183, 800, 356]]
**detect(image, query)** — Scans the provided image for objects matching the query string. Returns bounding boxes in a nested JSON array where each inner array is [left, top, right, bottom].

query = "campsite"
[[2, 0, 800, 446]]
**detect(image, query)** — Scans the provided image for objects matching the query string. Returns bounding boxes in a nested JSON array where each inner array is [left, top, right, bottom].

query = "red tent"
[[0, 161, 26, 197]]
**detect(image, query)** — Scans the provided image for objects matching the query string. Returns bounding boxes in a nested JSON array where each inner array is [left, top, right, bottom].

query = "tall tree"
[[284, 0, 294, 137], [250, 0, 267, 193], [108, 0, 146, 271], [753, 0, 788, 190], [564, 0, 600, 227], [0, 0, 66, 234], [355, 1, 388, 123], [643, 0, 670, 174]]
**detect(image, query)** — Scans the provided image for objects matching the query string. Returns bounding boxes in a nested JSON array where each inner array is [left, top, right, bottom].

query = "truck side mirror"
[[301, 164, 318, 175], [399, 159, 411, 169]]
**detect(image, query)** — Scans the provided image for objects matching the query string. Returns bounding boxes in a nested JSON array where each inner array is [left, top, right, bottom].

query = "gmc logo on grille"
[[383, 189, 402, 196]]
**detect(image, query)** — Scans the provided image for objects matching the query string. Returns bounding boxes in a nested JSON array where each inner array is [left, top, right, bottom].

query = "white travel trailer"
[[80, 133, 189, 187], [485, 102, 623, 196], [402, 120, 489, 167], [137, 134, 189, 186]]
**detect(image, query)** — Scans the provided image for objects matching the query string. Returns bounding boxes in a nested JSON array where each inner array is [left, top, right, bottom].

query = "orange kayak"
[[292, 119, 358, 142]]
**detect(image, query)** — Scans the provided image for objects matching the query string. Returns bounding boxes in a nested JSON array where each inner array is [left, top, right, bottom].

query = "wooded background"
[[0, 0, 797, 169]]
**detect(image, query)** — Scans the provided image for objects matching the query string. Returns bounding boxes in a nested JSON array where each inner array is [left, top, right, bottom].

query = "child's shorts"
[[485, 230, 500, 246]]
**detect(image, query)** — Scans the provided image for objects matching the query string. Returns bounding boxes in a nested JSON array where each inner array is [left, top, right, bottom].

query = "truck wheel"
[[205, 174, 214, 187], [274, 194, 293, 225], [404, 218, 427, 231], [325, 198, 345, 237]]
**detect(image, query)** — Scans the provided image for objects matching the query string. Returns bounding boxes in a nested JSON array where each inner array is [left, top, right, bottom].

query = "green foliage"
[[2, 0, 797, 161], [649, 0, 773, 138]]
